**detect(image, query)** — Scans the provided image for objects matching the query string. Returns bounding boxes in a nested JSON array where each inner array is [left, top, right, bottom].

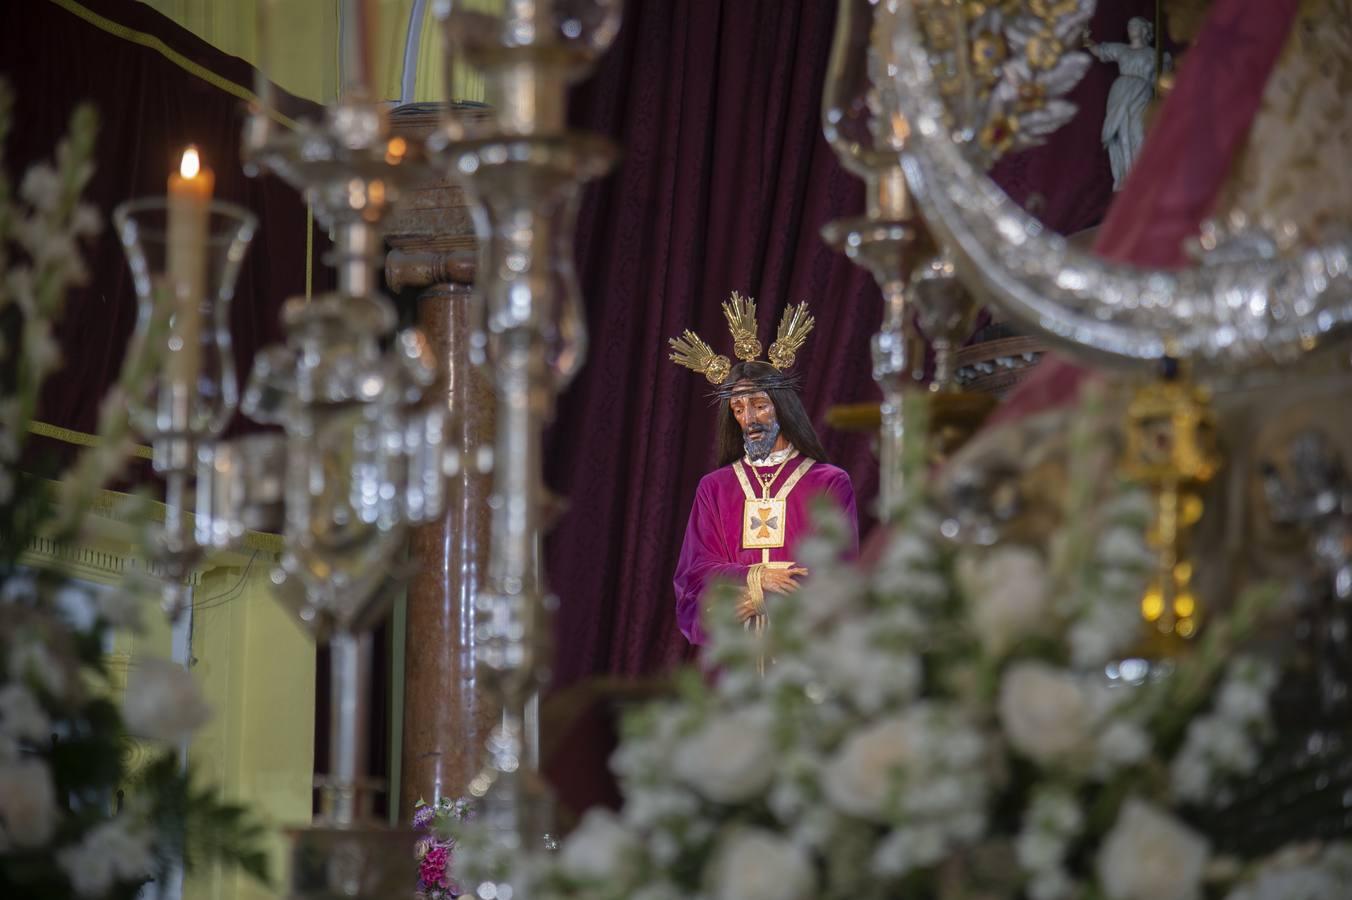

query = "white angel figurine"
[[1088, 17, 1166, 190]]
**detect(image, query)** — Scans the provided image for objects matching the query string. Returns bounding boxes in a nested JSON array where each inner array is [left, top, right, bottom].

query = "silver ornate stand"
[[434, 1, 622, 892]]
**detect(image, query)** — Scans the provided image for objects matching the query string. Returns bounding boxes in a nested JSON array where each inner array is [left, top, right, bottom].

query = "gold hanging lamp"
[[1121, 361, 1221, 649]]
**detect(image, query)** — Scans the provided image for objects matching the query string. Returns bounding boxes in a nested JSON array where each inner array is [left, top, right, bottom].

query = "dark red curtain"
[[0, 0, 333, 457]]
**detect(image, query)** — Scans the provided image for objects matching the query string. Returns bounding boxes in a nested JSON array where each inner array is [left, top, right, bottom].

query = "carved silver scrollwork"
[[887, 5, 1352, 374]]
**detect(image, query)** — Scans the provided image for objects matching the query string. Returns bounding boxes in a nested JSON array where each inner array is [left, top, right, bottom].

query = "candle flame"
[[179, 146, 202, 179]]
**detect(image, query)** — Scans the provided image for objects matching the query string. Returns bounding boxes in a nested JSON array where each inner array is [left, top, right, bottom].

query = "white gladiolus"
[[1095, 720, 1151, 771], [559, 808, 639, 883], [1029, 868, 1077, 900], [19, 165, 61, 212], [999, 662, 1093, 764], [1097, 799, 1209, 900], [1068, 602, 1138, 669], [8, 638, 67, 698], [710, 829, 814, 900], [959, 546, 1051, 654], [0, 758, 59, 849], [1224, 844, 1352, 900], [56, 816, 155, 897], [798, 568, 868, 629], [122, 658, 211, 743], [0, 684, 50, 743], [810, 620, 921, 713], [1096, 526, 1155, 569], [95, 586, 146, 631], [671, 706, 775, 803]]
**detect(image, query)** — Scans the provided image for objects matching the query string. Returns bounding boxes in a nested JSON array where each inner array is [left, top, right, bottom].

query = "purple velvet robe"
[[673, 458, 859, 644]]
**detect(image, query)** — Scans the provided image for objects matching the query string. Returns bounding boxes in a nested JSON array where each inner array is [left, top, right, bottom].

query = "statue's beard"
[[743, 421, 781, 461]]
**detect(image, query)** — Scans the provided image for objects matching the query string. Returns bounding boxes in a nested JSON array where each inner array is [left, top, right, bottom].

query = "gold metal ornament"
[[768, 302, 816, 371], [1122, 374, 1221, 647], [723, 291, 763, 361], [668, 331, 732, 385], [668, 292, 815, 382]]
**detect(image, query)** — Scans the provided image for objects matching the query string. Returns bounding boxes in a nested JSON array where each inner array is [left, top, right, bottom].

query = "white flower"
[[1097, 799, 1209, 900], [823, 705, 987, 852], [23, 320, 62, 377], [1029, 868, 1077, 900], [1096, 720, 1151, 771], [799, 568, 868, 629], [621, 785, 698, 829], [1096, 526, 1155, 569], [870, 829, 914, 877], [1225, 867, 1342, 900], [19, 164, 61, 212], [1068, 602, 1138, 669], [789, 807, 838, 850], [1170, 709, 1264, 802], [630, 882, 685, 900], [959, 546, 1050, 654], [671, 706, 774, 803], [999, 662, 1093, 764], [95, 587, 146, 631], [1224, 844, 1352, 900], [0, 426, 19, 463], [809, 620, 921, 713], [710, 829, 814, 900], [0, 684, 50, 743], [647, 829, 679, 866], [9, 638, 67, 698], [1016, 785, 1083, 889], [795, 536, 840, 570], [1215, 658, 1278, 723], [56, 816, 155, 897], [1017, 830, 1064, 871], [122, 658, 211, 742], [559, 808, 640, 883], [873, 534, 947, 604], [71, 204, 102, 237], [822, 716, 914, 820], [1216, 679, 1268, 722], [0, 397, 21, 435], [0, 758, 59, 849]]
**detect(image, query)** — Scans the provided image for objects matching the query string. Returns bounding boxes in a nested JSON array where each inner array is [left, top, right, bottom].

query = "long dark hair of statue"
[[716, 361, 830, 467]]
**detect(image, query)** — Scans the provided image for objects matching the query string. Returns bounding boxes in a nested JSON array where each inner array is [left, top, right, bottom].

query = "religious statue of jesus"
[[668, 293, 859, 645]]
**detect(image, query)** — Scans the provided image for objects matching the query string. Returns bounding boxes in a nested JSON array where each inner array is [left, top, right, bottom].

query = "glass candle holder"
[[113, 198, 258, 471]]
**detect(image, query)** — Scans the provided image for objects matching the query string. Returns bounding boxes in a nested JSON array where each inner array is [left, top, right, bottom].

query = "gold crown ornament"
[[668, 292, 815, 385]]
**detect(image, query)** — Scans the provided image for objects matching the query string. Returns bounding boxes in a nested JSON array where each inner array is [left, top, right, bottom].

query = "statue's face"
[[730, 388, 782, 461], [1127, 19, 1149, 45]]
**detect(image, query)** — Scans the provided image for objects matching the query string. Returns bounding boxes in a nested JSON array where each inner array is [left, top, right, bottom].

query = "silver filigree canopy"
[[889, 4, 1352, 374]]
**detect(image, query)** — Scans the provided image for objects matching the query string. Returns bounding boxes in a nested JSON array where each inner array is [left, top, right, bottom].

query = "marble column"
[[386, 103, 497, 819]]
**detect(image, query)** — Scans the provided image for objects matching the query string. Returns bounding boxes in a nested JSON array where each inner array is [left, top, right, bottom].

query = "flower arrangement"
[[447, 392, 1349, 900], [414, 796, 472, 899], [0, 82, 267, 897]]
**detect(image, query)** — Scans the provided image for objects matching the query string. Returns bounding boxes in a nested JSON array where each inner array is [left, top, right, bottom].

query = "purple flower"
[[412, 805, 436, 831]]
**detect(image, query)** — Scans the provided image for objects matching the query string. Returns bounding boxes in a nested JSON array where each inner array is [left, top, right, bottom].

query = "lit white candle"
[[166, 146, 214, 407]]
